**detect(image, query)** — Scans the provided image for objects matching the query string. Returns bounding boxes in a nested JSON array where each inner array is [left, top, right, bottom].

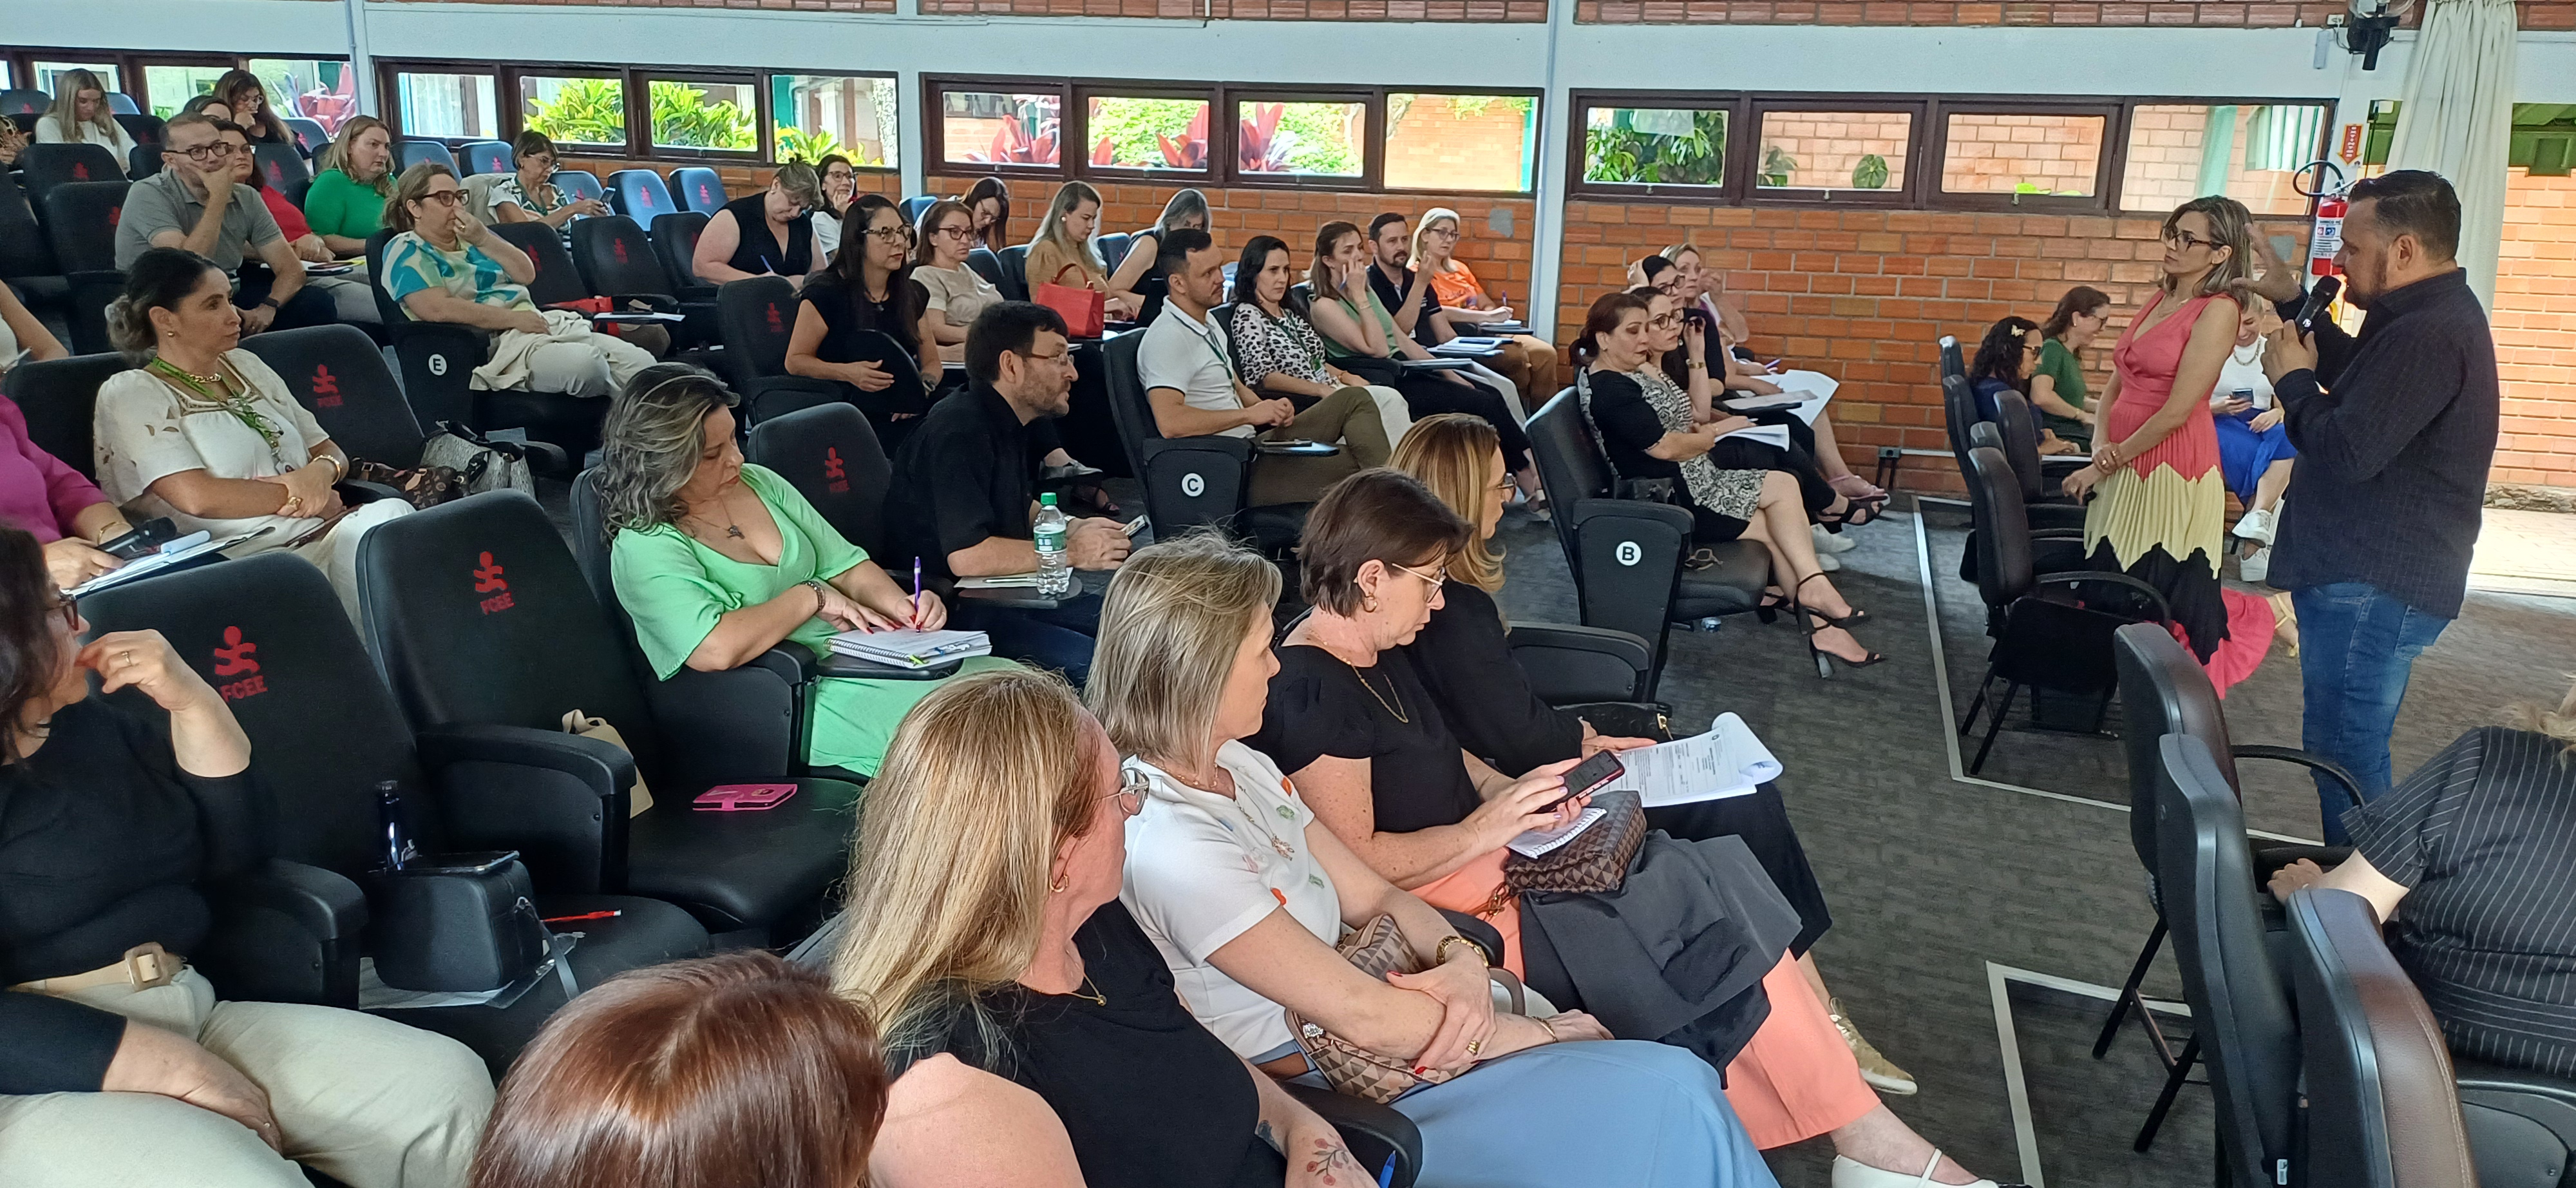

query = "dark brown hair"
[[1298, 469, 1471, 615], [2039, 285, 2112, 340], [0, 528, 64, 762], [1571, 290, 1653, 368], [467, 950, 887, 1188], [961, 177, 1012, 249]]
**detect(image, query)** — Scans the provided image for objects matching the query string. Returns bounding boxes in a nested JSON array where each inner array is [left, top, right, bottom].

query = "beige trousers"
[[0, 968, 491, 1188], [1249, 384, 1390, 507]]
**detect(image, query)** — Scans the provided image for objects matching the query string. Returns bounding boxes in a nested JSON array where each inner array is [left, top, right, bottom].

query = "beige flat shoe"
[[1831, 997, 1918, 1095], [2269, 590, 2300, 657]]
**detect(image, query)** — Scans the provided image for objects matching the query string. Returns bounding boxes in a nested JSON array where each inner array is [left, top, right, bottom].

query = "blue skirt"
[[1314, 1040, 1779, 1188], [2215, 410, 2297, 504]]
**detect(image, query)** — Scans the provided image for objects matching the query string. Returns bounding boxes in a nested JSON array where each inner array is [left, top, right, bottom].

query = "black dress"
[[1256, 644, 1482, 836], [717, 193, 813, 278], [1126, 229, 1171, 326], [1578, 369, 1761, 544], [889, 903, 1283, 1188], [1401, 581, 1833, 956], [798, 270, 936, 441]]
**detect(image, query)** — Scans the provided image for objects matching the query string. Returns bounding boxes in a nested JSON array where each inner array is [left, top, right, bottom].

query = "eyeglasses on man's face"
[[169, 141, 236, 162]]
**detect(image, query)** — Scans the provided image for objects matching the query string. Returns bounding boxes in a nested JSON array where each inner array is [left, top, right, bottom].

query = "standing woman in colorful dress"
[[2060, 196, 2296, 693]]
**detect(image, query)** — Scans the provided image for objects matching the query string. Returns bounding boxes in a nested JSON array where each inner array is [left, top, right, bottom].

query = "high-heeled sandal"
[[1796, 573, 1886, 678], [1817, 493, 1889, 529], [1792, 571, 1869, 623]]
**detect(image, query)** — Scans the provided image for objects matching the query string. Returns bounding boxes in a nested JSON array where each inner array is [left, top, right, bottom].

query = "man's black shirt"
[[887, 381, 1036, 580]]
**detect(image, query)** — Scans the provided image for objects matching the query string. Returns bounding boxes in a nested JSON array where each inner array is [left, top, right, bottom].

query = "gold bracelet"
[[1537, 1016, 1560, 1041], [1685, 359, 1706, 370], [1434, 935, 1486, 968]]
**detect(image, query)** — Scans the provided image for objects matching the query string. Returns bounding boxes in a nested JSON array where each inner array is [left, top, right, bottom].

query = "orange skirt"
[[1408, 850, 1525, 979], [1724, 956, 1883, 1148]]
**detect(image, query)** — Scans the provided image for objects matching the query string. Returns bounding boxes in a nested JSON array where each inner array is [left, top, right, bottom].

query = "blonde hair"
[[1390, 414, 1506, 595], [1033, 181, 1104, 273], [42, 70, 120, 146], [317, 115, 395, 195], [829, 669, 1101, 1057], [1410, 207, 1461, 273], [1086, 533, 1282, 772], [2506, 676, 2576, 757], [2163, 195, 2255, 300], [770, 162, 823, 211]]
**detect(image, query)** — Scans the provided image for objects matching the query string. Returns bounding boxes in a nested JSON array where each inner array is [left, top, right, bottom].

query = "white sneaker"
[[2233, 507, 2276, 546], [2239, 546, 2271, 584], [1814, 523, 1859, 553], [1816, 551, 1841, 572]]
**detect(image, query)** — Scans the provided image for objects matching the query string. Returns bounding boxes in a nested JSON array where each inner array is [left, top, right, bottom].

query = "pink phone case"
[[693, 783, 799, 811]]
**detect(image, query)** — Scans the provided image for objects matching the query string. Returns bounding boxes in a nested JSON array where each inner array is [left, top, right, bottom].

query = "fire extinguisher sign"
[[2309, 193, 2347, 277]]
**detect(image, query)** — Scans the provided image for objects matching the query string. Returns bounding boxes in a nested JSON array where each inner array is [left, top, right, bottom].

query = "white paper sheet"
[[1596, 713, 1783, 807], [1716, 423, 1793, 450], [1508, 807, 1607, 857]]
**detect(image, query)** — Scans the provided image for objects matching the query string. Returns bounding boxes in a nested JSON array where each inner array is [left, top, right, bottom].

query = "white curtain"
[[2385, 0, 2519, 309]]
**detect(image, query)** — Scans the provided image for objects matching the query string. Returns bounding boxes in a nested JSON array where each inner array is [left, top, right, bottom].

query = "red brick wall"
[[918, 0, 1542, 18], [1575, 0, 2575, 27], [921, 176, 1536, 298], [2494, 168, 2576, 491]]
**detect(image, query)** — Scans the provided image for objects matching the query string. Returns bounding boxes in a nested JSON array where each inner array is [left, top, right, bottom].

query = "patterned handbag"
[[1285, 914, 1526, 1104], [1501, 790, 1649, 896]]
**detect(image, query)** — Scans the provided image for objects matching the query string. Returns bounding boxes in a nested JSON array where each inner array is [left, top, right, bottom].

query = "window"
[[1238, 98, 1364, 180], [1580, 102, 1730, 194], [1937, 111, 2106, 199], [1754, 107, 1913, 199], [645, 77, 757, 155], [32, 61, 119, 95], [142, 64, 231, 119], [520, 74, 627, 151], [939, 88, 1062, 169], [2119, 104, 2326, 215], [1385, 93, 1534, 193], [393, 70, 499, 142], [246, 59, 356, 136], [775, 73, 896, 168], [1084, 93, 1210, 173]]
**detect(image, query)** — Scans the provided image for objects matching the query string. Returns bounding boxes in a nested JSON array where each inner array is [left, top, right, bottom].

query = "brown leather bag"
[[1284, 914, 1526, 1104], [1501, 790, 1648, 896]]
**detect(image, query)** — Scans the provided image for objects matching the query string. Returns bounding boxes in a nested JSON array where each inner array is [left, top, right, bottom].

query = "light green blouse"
[[1318, 287, 1402, 361], [609, 464, 1010, 775]]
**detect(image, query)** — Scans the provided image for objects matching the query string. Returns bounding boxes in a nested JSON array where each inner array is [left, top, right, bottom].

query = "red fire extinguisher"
[[2308, 191, 2347, 278]]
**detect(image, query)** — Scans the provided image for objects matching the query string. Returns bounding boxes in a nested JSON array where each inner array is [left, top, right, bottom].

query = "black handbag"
[[364, 851, 551, 992]]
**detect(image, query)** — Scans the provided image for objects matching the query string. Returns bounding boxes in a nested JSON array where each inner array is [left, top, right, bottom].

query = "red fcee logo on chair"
[[637, 191, 654, 211], [696, 186, 712, 206], [70, 161, 89, 181], [764, 303, 783, 334], [213, 626, 266, 701], [612, 240, 630, 265], [266, 162, 283, 184], [473, 551, 515, 614], [106, 206, 120, 227], [824, 447, 849, 493], [310, 364, 342, 408]]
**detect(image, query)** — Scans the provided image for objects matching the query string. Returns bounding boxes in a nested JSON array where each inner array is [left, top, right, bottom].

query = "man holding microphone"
[[2248, 169, 2499, 844]]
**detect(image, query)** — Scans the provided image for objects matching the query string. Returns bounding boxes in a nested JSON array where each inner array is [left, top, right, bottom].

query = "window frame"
[[3, 46, 348, 119], [372, 58, 900, 171], [2110, 95, 2337, 215], [1740, 95, 1929, 208], [1071, 82, 1218, 184], [509, 66, 634, 156], [1567, 90, 1750, 203], [636, 70, 766, 162], [1927, 98, 2121, 213], [1224, 86, 1378, 191], [772, 70, 902, 171], [924, 75, 1074, 180]]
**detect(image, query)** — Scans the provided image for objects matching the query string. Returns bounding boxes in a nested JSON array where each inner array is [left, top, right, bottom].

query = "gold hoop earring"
[[1362, 597, 1379, 613], [1050, 873, 1069, 893]]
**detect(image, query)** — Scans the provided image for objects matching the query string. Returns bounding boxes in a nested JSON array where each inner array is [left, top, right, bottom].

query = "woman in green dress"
[[599, 364, 1015, 776]]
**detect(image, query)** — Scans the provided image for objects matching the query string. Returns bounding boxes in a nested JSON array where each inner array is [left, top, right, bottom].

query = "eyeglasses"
[[1424, 226, 1460, 241], [2161, 229, 2220, 252], [1647, 312, 1684, 330], [169, 142, 237, 161], [931, 224, 974, 240], [1390, 560, 1448, 589], [865, 224, 916, 244], [1101, 767, 1149, 817], [49, 597, 79, 633], [416, 190, 464, 207]]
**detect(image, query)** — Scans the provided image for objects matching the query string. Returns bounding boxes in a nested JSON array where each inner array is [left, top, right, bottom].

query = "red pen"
[[541, 910, 623, 924]]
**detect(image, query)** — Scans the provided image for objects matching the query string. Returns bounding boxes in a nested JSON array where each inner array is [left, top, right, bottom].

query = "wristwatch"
[[258, 296, 282, 311]]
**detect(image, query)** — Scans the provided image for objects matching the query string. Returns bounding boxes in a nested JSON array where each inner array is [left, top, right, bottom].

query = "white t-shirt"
[[1121, 742, 1343, 1059], [1137, 305, 1251, 439], [35, 114, 138, 164], [2213, 341, 2276, 411]]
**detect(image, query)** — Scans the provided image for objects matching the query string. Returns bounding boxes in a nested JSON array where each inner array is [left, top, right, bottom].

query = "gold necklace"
[[687, 486, 746, 541], [1069, 975, 1106, 1006], [1342, 658, 1408, 723]]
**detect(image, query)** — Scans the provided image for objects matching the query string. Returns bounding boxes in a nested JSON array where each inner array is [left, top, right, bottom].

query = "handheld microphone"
[[2294, 275, 2343, 334]]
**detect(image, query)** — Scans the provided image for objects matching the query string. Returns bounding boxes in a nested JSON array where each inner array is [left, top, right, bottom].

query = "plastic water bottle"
[[1033, 493, 1072, 597], [377, 780, 417, 871]]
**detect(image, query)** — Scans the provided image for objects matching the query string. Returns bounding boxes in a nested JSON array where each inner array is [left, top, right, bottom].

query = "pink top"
[[2106, 289, 2228, 480], [0, 394, 107, 542]]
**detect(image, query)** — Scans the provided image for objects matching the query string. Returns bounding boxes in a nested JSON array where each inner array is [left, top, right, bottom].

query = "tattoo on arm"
[[1305, 1137, 1365, 1184], [1256, 1120, 1280, 1153]]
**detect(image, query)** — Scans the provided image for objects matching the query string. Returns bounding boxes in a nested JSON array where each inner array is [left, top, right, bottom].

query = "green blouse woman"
[[601, 365, 1013, 776]]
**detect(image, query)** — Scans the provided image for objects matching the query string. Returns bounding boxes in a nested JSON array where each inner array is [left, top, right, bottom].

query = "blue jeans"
[[2293, 581, 2450, 843], [956, 591, 1102, 687]]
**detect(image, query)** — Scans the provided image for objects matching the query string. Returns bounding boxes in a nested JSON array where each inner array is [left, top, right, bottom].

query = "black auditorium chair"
[[650, 211, 714, 299], [1954, 443, 2170, 772], [1967, 419, 2087, 577], [2285, 887, 2481, 1188], [489, 220, 592, 307], [0, 89, 48, 117], [1, 350, 123, 481], [551, 168, 607, 211], [240, 323, 570, 479], [127, 143, 160, 181], [283, 117, 329, 155], [357, 492, 861, 942], [606, 169, 679, 222], [715, 276, 838, 425], [79, 553, 712, 1072], [667, 167, 726, 215], [2104, 622, 2354, 1149], [1100, 327, 1309, 555], [994, 244, 1030, 302], [363, 227, 490, 430], [458, 139, 512, 177], [19, 142, 124, 202], [571, 215, 714, 347], [2152, 734, 2303, 1183], [254, 144, 313, 208], [396, 139, 456, 173], [1524, 388, 1769, 693], [37, 181, 128, 355], [1095, 231, 1131, 273], [744, 401, 890, 553], [0, 172, 68, 316], [1992, 389, 2087, 513]]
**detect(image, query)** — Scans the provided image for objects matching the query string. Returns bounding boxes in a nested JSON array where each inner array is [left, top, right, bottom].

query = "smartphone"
[[2295, 275, 2343, 335], [694, 783, 799, 812], [97, 517, 178, 561], [1122, 515, 1149, 537], [1540, 751, 1627, 812]]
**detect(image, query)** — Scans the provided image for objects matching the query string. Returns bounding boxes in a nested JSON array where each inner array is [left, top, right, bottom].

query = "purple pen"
[[911, 556, 923, 625]]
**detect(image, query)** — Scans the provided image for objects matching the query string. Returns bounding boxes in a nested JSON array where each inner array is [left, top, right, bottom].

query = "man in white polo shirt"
[[1138, 227, 1388, 507]]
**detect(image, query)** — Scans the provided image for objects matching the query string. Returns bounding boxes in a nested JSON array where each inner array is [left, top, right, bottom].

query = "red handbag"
[[1034, 264, 1106, 338]]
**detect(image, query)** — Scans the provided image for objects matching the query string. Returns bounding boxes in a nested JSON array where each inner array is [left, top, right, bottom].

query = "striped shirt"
[[2346, 725, 2576, 1077], [380, 233, 536, 320]]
